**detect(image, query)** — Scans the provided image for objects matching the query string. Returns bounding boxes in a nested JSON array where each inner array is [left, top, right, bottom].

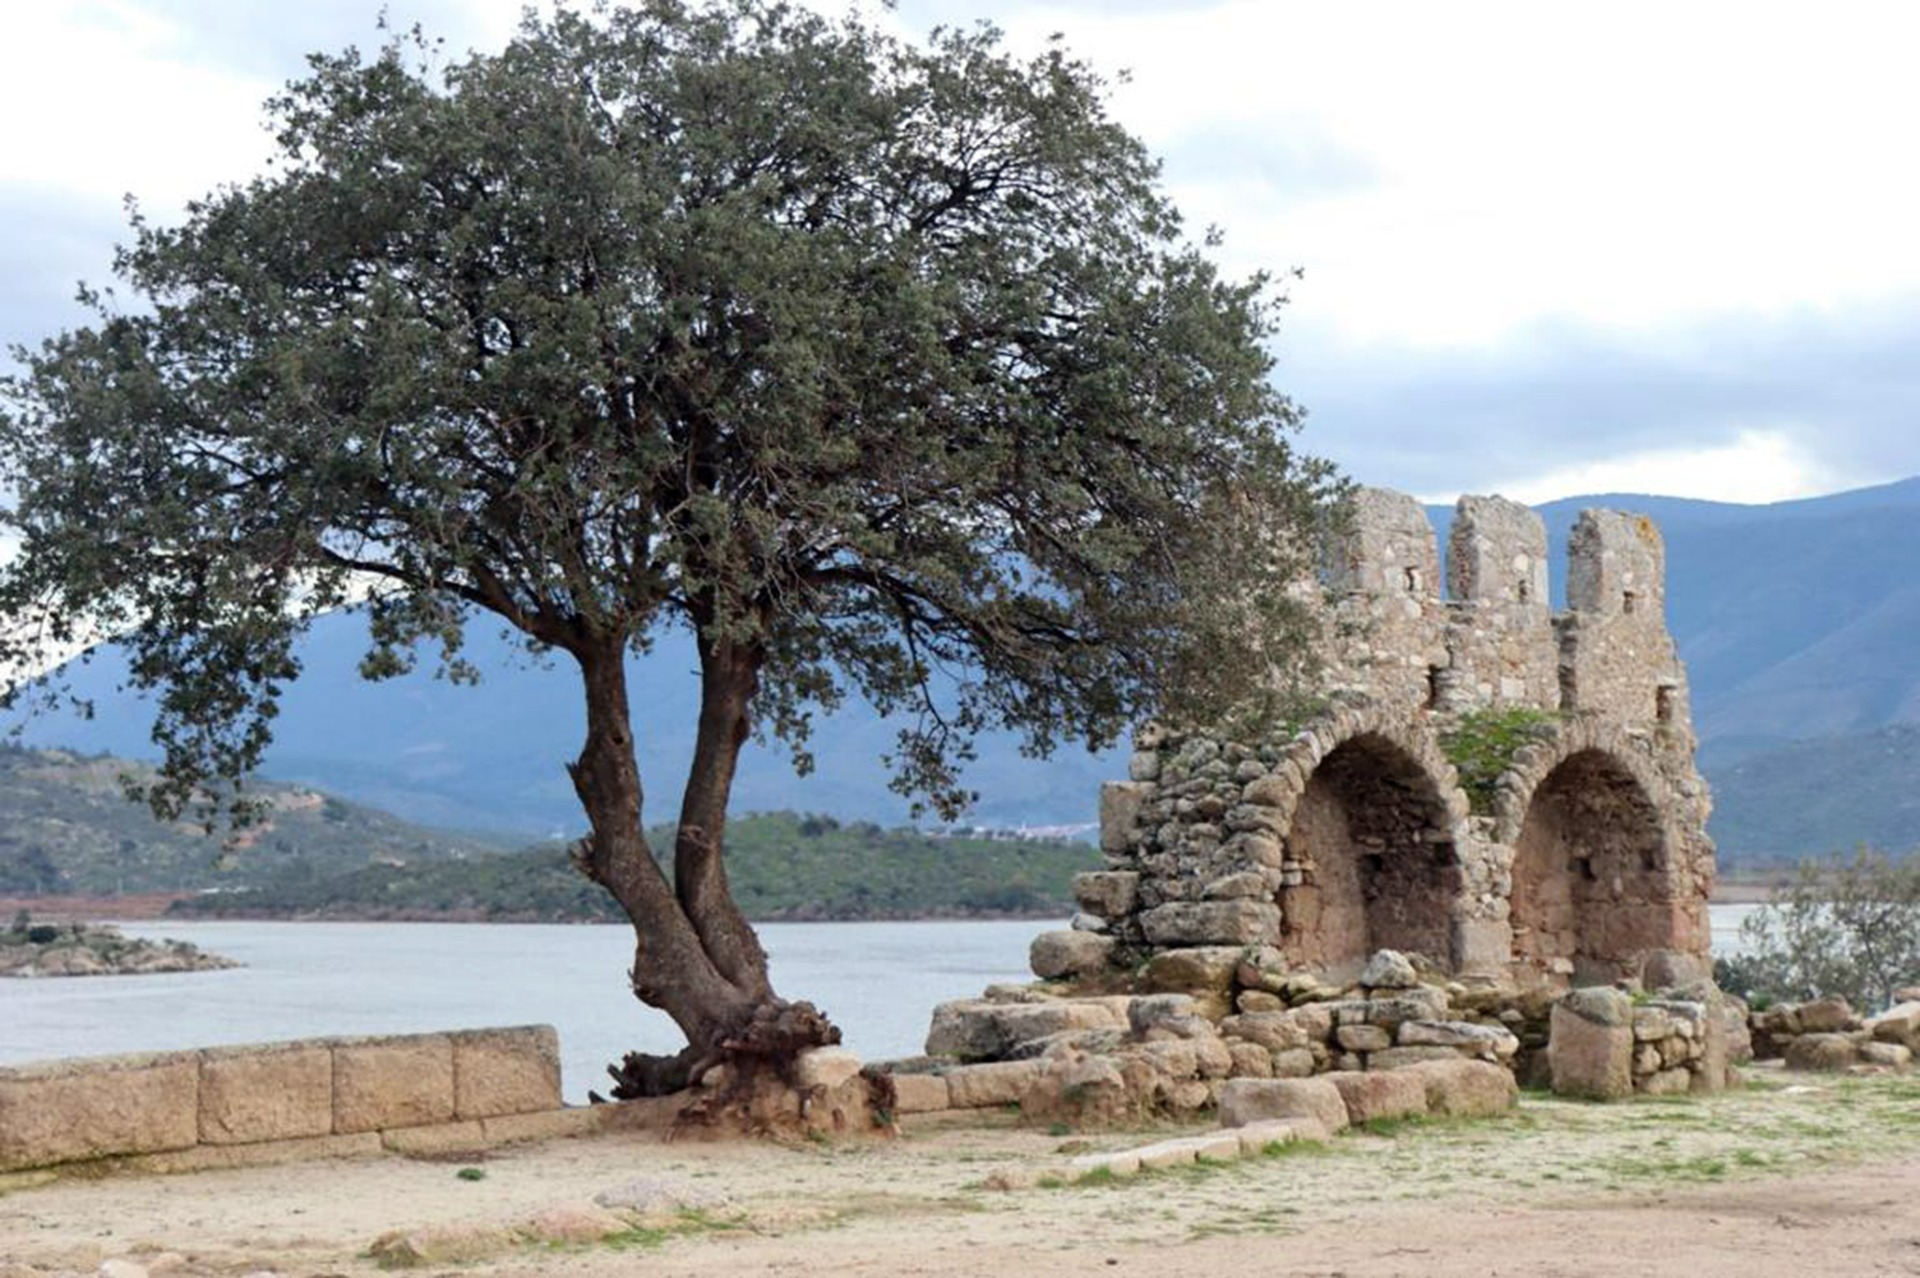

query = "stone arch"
[[1264, 704, 1474, 976], [1493, 722, 1682, 983]]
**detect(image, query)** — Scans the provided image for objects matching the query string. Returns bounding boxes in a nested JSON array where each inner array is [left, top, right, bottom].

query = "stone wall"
[[1545, 987, 1739, 1099], [1063, 487, 1715, 992], [0, 1027, 563, 1174]]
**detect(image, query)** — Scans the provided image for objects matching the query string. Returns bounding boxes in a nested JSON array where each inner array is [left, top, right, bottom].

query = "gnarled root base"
[[602, 1000, 888, 1139], [604, 1000, 841, 1100]]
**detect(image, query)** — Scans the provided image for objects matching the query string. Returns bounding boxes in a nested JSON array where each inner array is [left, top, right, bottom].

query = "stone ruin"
[[1054, 487, 1716, 993], [897, 490, 1744, 1123]]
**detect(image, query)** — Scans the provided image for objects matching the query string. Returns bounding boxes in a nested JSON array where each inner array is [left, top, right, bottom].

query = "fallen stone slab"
[[1217, 1077, 1349, 1134], [888, 1073, 951, 1114], [1785, 1033, 1861, 1073], [1324, 1069, 1427, 1125], [1230, 1118, 1328, 1153], [1029, 930, 1115, 981], [1402, 1059, 1519, 1118], [942, 1060, 1044, 1109]]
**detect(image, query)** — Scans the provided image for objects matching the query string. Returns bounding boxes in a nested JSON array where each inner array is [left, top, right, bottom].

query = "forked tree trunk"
[[565, 634, 836, 1098]]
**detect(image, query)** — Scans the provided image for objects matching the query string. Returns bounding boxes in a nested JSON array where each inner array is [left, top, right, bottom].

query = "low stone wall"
[[894, 949, 1534, 1127], [904, 943, 1755, 1123], [1749, 997, 1918, 1073], [0, 1026, 563, 1174]]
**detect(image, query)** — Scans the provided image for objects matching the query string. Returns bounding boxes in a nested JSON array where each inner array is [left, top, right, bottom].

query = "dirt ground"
[[4, 1067, 1919, 1278]]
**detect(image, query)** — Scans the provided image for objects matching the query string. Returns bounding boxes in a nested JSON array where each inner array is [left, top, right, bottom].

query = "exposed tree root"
[[601, 1001, 892, 1139]]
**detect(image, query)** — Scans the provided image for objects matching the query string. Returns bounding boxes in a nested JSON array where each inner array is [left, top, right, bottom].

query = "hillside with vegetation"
[[0, 744, 511, 896], [1705, 725, 1920, 864], [165, 812, 1097, 922], [0, 746, 1098, 920]]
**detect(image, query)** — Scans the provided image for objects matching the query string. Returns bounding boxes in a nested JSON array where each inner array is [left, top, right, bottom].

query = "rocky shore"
[[0, 916, 238, 978]]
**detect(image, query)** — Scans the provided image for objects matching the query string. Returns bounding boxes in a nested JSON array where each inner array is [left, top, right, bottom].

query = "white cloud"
[[1447, 428, 1850, 507], [5, 0, 1918, 504], [964, 1, 1920, 349]]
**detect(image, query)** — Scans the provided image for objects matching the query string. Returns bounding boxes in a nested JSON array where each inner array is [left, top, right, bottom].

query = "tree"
[[0, 1, 1335, 1094], [1716, 846, 1920, 1012]]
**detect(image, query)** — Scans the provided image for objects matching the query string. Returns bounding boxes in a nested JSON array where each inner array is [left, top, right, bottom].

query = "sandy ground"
[[4, 1067, 1919, 1277]]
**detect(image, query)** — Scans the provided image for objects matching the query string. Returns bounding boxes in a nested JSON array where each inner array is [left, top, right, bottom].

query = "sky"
[[5, 1, 1920, 506]]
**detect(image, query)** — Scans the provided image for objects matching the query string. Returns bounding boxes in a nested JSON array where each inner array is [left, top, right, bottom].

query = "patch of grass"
[[1635, 1092, 1704, 1108], [1600, 1153, 1733, 1184], [599, 1226, 678, 1252], [454, 1167, 486, 1182], [1353, 1114, 1429, 1139], [1249, 1136, 1335, 1161]]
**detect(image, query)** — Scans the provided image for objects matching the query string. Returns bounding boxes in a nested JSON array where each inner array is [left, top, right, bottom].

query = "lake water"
[[0, 908, 1764, 1101]]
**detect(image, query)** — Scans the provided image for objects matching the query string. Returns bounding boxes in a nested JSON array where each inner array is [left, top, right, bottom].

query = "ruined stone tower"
[[1072, 488, 1715, 992]]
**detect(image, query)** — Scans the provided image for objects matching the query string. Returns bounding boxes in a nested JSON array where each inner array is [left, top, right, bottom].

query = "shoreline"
[[5, 885, 1777, 925], [0, 894, 1073, 926]]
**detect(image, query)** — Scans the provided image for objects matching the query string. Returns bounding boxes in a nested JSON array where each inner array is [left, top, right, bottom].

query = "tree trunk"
[[565, 634, 836, 1099], [674, 634, 773, 999]]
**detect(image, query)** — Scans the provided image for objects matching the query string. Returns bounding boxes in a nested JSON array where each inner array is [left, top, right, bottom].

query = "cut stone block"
[[1074, 870, 1141, 921], [1029, 930, 1115, 981], [1324, 1069, 1428, 1125], [333, 1034, 456, 1134], [1402, 1058, 1518, 1118], [452, 1026, 561, 1120], [1139, 901, 1282, 947], [0, 1052, 199, 1171], [1217, 1077, 1349, 1134], [1100, 782, 1150, 853], [1550, 990, 1634, 1100], [889, 1073, 951, 1114], [942, 1060, 1043, 1109], [198, 1043, 333, 1145]]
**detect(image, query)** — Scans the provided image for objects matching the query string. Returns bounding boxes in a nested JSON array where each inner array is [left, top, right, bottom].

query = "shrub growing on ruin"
[[1438, 708, 1560, 814], [1722, 845, 1920, 1011]]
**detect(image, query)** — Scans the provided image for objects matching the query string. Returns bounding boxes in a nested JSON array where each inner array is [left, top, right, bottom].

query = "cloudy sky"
[[6, 0, 1920, 505]]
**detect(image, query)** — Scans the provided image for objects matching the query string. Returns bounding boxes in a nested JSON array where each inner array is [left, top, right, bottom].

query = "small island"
[[0, 911, 238, 978]]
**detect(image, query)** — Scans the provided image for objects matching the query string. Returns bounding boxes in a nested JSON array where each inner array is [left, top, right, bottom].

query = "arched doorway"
[[1280, 732, 1462, 973], [1510, 748, 1676, 982]]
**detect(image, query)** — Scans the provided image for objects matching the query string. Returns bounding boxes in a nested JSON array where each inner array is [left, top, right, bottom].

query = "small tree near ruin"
[[0, 1, 1336, 1096], [1719, 846, 1920, 1012]]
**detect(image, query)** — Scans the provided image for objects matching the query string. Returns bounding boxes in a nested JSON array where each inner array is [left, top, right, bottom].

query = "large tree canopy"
[[0, 0, 1337, 1092]]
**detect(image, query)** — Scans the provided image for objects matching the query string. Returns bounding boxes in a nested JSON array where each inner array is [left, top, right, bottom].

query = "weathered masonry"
[[1066, 488, 1715, 992]]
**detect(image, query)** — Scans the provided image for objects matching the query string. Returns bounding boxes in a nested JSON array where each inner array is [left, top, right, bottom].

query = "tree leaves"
[[0, 1, 1339, 827]]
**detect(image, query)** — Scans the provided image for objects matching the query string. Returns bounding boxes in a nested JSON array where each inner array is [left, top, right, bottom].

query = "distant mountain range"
[[11, 477, 1920, 865]]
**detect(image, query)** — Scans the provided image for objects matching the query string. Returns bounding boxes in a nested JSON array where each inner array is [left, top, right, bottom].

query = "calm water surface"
[[0, 908, 1761, 1101]]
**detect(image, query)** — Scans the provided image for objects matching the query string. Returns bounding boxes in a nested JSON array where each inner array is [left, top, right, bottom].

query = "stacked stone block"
[[903, 948, 1529, 1127], [1546, 987, 1738, 1098], [1749, 997, 1919, 1073]]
